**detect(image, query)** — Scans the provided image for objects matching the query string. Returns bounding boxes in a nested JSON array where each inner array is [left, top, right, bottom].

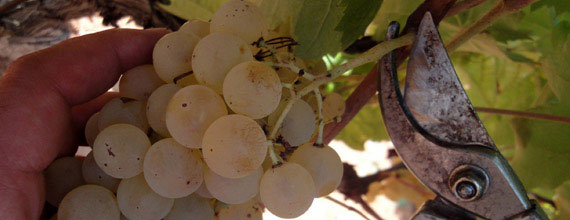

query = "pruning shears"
[[377, 12, 548, 220]]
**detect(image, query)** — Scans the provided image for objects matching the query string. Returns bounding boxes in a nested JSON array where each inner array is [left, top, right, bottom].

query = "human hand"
[[0, 28, 168, 220]]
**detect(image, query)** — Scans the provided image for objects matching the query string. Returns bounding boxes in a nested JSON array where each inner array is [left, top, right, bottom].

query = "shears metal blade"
[[377, 12, 548, 220]]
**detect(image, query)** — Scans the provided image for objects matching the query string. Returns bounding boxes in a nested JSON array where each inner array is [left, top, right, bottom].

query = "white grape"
[[204, 166, 261, 204], [57, 185, 120, 220], [82, 152, 120, 193], [281, 99, 316, 146], [146, 84, 181, 137], [202, 114, 267, 178], [93, 124, 151, 178], [217, 199, 263, 220], [163, 194, 214, 220], [195, 181, 214, 199], [117, 175, 174, 220], [179, 19, 210, 38], [322, 92, 345, 121], [98, 97, 149, 132], [44, 157, 85, 207], [289, 144, 343, 197], [165, 85, 228, 148], [210, 0, 268, 44], [85, 112, 100, 147], [143, 138, 203, 198], [119, 64, 165, 100], [260, 163, 315, 218], [223, 61, 282, 119], [153, 32, 201, 83], [192, 32, 253, 93]]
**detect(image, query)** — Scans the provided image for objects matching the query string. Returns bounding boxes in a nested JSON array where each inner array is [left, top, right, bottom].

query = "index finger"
[[3, 28, 169, 106]]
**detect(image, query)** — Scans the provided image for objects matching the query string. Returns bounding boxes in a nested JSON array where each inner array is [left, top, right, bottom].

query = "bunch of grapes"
[[45, 0, 347, 219]]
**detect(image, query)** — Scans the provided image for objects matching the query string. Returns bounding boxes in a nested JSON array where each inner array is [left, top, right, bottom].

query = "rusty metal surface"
[[404, 12, 494, 148], [377, 14, 534, 219]]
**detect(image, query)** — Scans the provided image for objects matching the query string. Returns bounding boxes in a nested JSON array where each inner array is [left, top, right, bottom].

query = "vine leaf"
[[336, 105, 388, 150], [292, 0, 345, 59], [511, 20, 570, 193], [531, 0, 570, 18], [335, 0, 383, 48], [158, 0, 227, 21]]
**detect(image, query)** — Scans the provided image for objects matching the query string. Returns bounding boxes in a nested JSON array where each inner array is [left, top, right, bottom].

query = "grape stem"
[[268, 32, 415, 140], [267, 141, 282, 166], [313, 88, 324, 146]]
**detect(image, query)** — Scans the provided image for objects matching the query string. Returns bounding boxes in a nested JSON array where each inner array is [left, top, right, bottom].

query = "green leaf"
[[335, 0, 383, 48], [531, 0, 570, 18], [292, 0, 345, 58], [510, 20, 570, 192], [368, 0, 423, 40], [503, 50, 535, 63], [158, 0, 228, 21], [260, 0, 384, 58], [488, 21, 532, 43], [259, 0, 302, 29], [553, 181, 570, 220], [336, 105, 388, 150]]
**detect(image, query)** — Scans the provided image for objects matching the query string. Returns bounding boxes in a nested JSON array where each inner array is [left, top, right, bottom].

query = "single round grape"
[[163, 194, 215, 220], [165, 85, 228, 148], [223, 61, 282, 119], [119, 64, 165, 101], [204, 166, 261, 204], [85, 112, 100, 147], [179, 19, 210, 38], [44, 157, 85, 207], [93, 124, 151, 178], [281, 99, 316, 146], [143, 138, 203, 198], [260, 163, 315, 218], [210, 0, 268, 44], [117, 175, 174, 220], [146, 84, 182, 137], [192, 32, 253, 93], [217, 199, 263, 220], [322, 92, 345, 121], [202, 114, 267, 178], [153, 31, 201, 83], [195, 181, 214, 199], [289, 144, 343, 197], [98, 97, 149, 132], [58, 185, 120, 220], [82, 152, 120, 193]]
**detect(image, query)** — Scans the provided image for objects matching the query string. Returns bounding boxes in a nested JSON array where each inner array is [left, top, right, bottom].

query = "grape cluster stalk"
[[41, 0, 419, 219]]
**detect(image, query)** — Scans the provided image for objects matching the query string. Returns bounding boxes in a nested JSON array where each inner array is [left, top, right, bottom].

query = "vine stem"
[[324, 196, 372, 220], [268, 33, 415, 140], [445, 0, 487, 18], [446, 0, 537, 51], [314, 89, 324, 146], [475, 107, 570, 125]]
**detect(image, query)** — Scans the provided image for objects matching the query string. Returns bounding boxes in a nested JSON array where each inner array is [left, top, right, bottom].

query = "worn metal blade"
[[378, 15, 535, 220], [404, 12, 494, 148]]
